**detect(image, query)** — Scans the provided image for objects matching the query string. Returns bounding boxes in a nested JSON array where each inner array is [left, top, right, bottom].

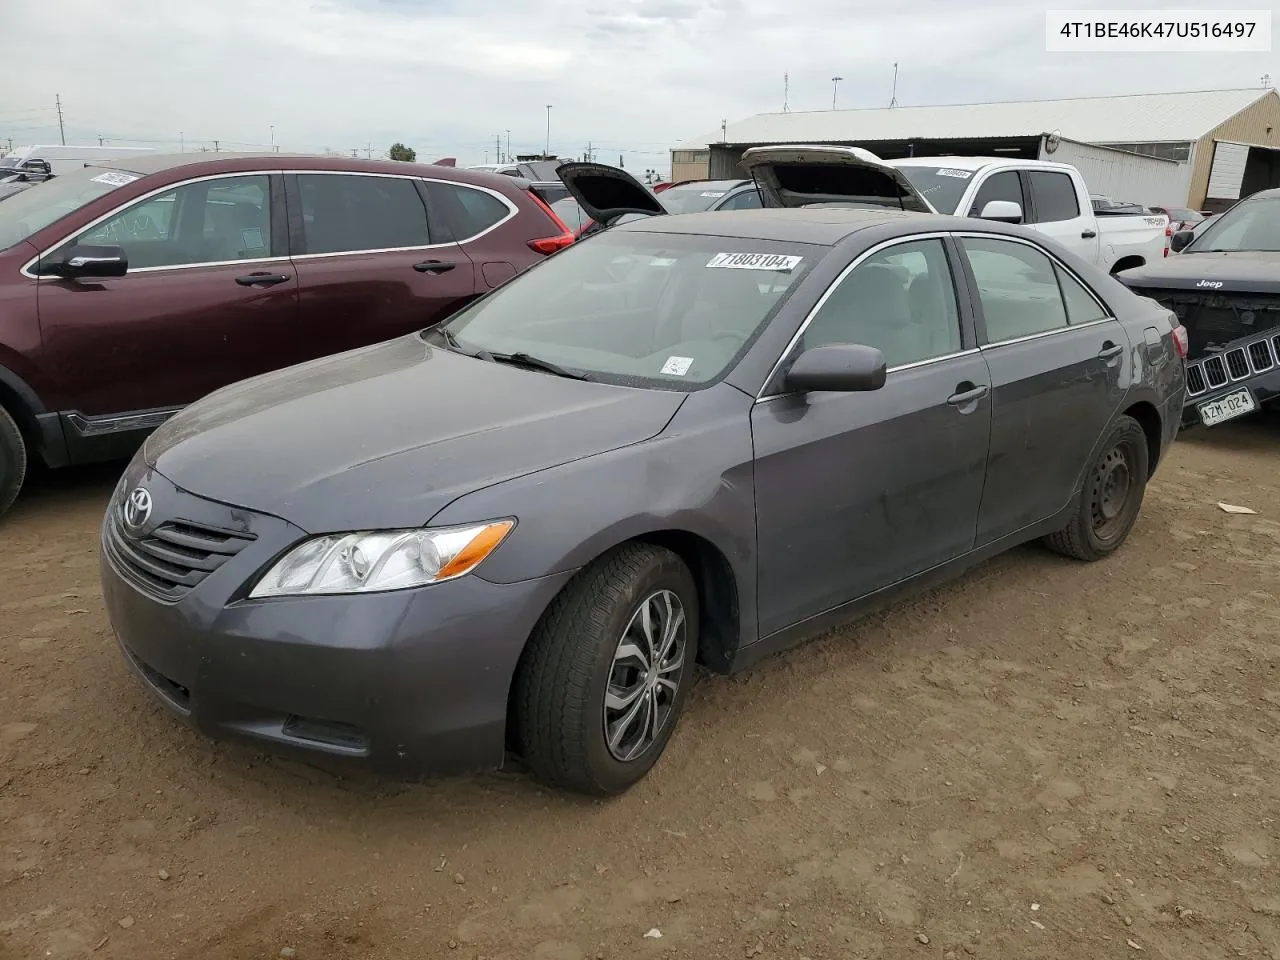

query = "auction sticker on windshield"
[[706, 252, 803, 271], [90, 171, 141, 187], [660, 356, 694, 376], [936, 168, 973, 179]]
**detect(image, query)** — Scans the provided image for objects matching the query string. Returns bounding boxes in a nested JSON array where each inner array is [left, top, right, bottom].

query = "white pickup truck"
[[889, 156, 1170, 273]]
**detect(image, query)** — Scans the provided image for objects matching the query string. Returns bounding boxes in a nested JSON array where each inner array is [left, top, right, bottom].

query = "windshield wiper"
[[483, 351, 591, 380]]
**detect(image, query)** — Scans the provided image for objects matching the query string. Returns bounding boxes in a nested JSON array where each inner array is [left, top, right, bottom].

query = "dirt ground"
[[2, 418, 1279, 960]]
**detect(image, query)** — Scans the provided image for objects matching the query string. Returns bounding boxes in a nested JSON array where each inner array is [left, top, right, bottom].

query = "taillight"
[[1163, 220, 1172, 257], [526, 189, 575, 255], [1171, 323, 1189, 359]]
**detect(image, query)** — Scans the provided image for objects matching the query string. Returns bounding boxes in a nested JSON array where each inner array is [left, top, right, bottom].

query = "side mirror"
[[44, 244, 129, 279], [784, 343, 886, 393], [1170, 230, 1195, 253], [977, 200, 1023, 223]]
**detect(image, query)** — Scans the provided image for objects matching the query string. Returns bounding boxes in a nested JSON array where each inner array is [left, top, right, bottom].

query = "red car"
[[0, 152, 574, 517]]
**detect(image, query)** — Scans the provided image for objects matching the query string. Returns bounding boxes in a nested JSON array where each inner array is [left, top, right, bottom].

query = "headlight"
[[248, 520, 514, 598]]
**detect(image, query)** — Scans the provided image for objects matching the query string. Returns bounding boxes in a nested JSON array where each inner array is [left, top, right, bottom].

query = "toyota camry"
[[100, 151, 1187, 796]]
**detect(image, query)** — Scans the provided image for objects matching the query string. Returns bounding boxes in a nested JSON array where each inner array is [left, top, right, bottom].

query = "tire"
[[515, 543, 698, 797], [0, 405, 27, 521], [1044, 414, 1150, 562]]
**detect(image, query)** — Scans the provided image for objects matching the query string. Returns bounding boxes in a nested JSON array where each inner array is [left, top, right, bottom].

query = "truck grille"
[[1184, 334, 1280, 397], [105, 509, 255, 602]]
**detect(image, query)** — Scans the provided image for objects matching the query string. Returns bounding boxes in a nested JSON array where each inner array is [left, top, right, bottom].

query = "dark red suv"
[[0, 152, 575, 517]]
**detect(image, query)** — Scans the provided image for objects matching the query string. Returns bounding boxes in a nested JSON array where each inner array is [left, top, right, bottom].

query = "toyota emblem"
[[122, 487, 153, 531]]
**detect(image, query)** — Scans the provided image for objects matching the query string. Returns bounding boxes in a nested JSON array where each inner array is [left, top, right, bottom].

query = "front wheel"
[[514, 543, 698, 796], [0, 405, 27, 521], [1044, 414, 1150, 561]]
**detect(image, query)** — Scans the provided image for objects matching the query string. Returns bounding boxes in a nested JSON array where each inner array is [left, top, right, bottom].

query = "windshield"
[[0, 166, 142, 251], [1185, 196, 1280, 253], [893, 165, 973, 214], [656, 185, 736, 214], [1167, 208, 1202, 222], [433, 229, 820, 389]]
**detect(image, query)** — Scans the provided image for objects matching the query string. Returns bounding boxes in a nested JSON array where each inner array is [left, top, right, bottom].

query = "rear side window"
[[297, 174, 429, 255], [1027, 171, 1080, 223], [961, 236, 1069, 341], [966, 171, 1022, 218], [425, 182, 513, 242], [717, 189, 763, 211], [1055, 264, 1108, 324]]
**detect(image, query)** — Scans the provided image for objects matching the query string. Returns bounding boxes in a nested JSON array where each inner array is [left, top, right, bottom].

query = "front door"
[[286, 172, 480, 357], [1023, 169, 1098, 262], [956, 234, 1129, 545], [751, 236, 992, 638], [36, 172, 298, 419]]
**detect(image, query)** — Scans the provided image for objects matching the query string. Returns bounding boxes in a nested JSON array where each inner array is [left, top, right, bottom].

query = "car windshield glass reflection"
[[1188, 197, 1280, 253], [434, 231, 818, 389]]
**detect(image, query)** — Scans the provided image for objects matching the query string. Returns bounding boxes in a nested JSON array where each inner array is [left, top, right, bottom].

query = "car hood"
[[1117, 251, 1280, 295], [144, 334, 686, 533]]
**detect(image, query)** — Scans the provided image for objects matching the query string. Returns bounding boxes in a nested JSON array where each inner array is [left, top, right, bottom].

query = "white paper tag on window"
[[661, 355, 694, 376], [706, 252, 803, 271], [935, 168, 973, 179], [90, 171, 140, 187], [649, 257, 677, 267], [699, 191, 727, 198], [240, 227, 265, 250]]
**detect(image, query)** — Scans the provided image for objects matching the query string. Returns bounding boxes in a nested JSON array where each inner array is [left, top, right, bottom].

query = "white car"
[[888, 156, 1170, 273]]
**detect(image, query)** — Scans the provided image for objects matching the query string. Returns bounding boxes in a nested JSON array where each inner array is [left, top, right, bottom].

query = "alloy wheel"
[[603, 589, 687, 763]]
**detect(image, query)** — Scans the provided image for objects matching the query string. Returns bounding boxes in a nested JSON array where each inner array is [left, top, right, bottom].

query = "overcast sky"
[[0, 0, 1274, 170]]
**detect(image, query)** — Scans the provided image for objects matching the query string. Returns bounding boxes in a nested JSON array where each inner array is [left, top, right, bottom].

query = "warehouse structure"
[[671, 87, 1280, 211]]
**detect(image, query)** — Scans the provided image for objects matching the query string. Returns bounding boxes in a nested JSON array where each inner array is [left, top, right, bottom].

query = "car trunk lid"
[[739, 145, 934, 213], [557, 161, 666, 228]]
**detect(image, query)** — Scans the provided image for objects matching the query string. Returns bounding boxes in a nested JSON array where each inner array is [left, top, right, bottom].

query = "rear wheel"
[[1044, 414, 1149, 561], [515, 543, 698, 796], [0, 405, 27, 521]]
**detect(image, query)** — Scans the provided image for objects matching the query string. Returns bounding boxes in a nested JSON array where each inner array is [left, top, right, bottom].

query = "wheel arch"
[[0, 363, 44, 440], [1109, 254, 1146, 275], [1120, 399, 1162, 477]]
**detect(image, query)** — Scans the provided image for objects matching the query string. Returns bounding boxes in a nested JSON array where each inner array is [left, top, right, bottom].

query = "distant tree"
[[388, 142, 416, 162]]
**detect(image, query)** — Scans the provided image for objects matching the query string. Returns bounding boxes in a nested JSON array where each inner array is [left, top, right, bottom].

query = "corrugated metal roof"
[[676, 88, 1275, 151]]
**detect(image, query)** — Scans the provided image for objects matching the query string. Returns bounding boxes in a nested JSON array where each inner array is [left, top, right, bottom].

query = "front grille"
[[106, 509, 255, 602], [1203, 355, 1228, 389], [1226, 347, 1250, 380], [1186, 365, 1207, 394], [1249, 340, 1274, 372]]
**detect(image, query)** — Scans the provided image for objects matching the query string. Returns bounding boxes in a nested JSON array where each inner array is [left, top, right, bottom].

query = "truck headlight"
[[248, 520, 514, 598]]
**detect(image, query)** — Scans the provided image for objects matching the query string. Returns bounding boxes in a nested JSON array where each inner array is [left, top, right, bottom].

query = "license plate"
[[1198, 388, 1256, 426]]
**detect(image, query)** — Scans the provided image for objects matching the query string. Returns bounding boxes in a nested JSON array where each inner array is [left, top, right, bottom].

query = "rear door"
[[751, 235, 992, 635], [286, 171, 479, 356], [1023, 169, 1099, 262], [35, 172, 299, 421], [956, 233, 1128, 545]]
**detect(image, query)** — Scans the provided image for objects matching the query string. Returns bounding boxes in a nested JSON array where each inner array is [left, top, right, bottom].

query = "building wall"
[[1048, 139, 1193, 205], [1189, 91, 1280, 206], [670, 149, 710, 182]]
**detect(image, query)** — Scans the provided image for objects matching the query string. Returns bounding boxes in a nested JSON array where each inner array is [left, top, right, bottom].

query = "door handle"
[[1081, 229, 1097, 239], [235, 272, 291, 287], [413, 260, 457, 273], [946, 383, 990, 406], [1098, 341, 1124, 359]]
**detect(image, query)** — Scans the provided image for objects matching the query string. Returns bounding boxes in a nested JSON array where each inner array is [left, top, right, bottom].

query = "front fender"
[[426, 384, 760, 647]]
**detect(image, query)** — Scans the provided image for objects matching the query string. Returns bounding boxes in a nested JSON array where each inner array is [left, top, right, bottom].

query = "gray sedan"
[[99, 206, 1187, 796]]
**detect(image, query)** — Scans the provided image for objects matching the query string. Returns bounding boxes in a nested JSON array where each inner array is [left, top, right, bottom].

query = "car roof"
[[613, 207, 938, 245], [73, 152, 519, 190]]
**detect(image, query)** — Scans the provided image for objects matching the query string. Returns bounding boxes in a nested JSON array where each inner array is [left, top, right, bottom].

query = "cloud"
[[0, 0, 1272, 170]]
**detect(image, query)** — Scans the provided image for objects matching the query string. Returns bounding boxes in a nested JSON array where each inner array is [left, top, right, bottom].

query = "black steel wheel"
[[0, 405, 26, 522], [1044, 414, 1150, 562]]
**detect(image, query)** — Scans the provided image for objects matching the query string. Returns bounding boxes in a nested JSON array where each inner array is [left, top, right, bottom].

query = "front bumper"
[[99, 466, 574, 776], [1181, 365, 1280, 427]]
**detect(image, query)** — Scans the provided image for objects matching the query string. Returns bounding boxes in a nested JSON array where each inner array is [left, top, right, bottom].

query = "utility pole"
[[212, 139, 220, 152], [1264, 73, 1273, 88], [97, 135, 104, 146], [545, 104, 552, 158], [55, 93, 66, 145], [783, 73, 790, 112], [890, 62, 899, 108], [505, 129, 511, 162], [831, 76, 843, 110], [270, 124, 276, 151], [180, 131, 184, 152], [366, 142, 373, 159], [496, 134, 502, 163]]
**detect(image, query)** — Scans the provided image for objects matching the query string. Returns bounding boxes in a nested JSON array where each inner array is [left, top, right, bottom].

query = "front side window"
[[1027, 171, 1080, 223], [57, 174, 274, 270], [801, 239, 962, 368], [434, 230, 819, 388], [961, 236, 1068, 341], [966, 171, 1022, 218], [298, 173, 430, 255]]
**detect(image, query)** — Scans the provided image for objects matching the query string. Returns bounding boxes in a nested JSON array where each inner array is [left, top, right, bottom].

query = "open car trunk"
[[556, 162, 666, 229], [739, 145, 934, 213]]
